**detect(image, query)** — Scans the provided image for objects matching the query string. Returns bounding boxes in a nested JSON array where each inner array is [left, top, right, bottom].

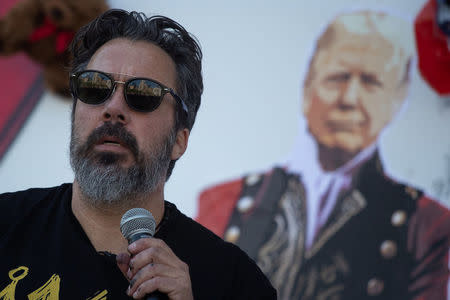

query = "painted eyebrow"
[[332, 59, 384, 86], [323, 71, 383, 87], [324, 72, 351, 81]]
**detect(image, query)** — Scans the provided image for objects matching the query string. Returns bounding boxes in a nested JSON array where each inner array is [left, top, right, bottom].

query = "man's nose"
[[340, 77, 360, 107], [101, 85, 129, 124]]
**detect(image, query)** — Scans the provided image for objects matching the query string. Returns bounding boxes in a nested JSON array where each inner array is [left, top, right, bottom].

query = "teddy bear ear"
[[0, 0, 109, 99], [72, 0, 110, 27]]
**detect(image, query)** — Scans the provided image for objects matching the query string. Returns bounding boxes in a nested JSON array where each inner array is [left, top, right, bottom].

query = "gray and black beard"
[[70, 122, 175, 208]]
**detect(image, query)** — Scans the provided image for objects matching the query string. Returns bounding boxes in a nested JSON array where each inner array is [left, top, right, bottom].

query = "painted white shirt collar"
[[285, 119, 376, 248]]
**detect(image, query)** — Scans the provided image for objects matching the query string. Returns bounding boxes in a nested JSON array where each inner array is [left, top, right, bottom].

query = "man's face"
[[303, 26, 407, 156], [70, 38, 185, 207]]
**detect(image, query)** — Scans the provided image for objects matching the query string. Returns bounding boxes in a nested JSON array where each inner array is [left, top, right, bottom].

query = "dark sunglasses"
[[70, 70, 188, 114]]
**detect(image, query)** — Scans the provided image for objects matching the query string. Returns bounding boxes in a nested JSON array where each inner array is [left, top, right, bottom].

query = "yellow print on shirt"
[[0, 266, 108, 299]]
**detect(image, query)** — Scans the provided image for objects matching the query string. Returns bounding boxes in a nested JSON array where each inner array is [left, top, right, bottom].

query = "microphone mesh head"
[[120, 208, 156, 240]]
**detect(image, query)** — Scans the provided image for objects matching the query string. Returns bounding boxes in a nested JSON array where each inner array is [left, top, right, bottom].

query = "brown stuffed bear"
[[0, 0, 109, 97]]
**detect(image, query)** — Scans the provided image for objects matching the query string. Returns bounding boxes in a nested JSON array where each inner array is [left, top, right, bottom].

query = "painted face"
[[70, 38, 184, 205], [303, 25, 407, 156]]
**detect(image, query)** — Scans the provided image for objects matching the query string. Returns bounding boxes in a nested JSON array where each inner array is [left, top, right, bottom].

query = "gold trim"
[[256, 177, 306, 298], [306, 189, 367, 258], [405, 186, 418, 199]]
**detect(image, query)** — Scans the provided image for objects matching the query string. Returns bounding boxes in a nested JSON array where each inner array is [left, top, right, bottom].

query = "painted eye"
[[360, 74, 382, 87], [325, 73, 350, 83]]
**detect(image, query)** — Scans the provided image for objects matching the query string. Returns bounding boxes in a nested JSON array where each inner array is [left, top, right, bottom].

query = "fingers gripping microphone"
[[120, 208, 168, 300]]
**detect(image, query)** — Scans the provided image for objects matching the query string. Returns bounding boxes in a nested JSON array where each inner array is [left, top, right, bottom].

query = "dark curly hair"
[[69, 8, 203, 179]]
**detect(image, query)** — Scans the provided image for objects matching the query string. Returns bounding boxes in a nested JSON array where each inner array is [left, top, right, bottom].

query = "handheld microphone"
[[120, 208, 168, 300]]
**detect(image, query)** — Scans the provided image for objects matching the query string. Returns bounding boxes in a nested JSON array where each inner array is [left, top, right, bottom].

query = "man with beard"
[[0, 9, 276, 300], [197, 11, 450, 300]]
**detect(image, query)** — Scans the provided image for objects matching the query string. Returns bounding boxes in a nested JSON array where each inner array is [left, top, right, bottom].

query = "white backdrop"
[[1, 0, 449, 218]]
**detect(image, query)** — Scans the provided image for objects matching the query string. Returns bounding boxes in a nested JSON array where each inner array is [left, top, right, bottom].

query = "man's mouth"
[[103, 141, 121, 146], [327, 121, 359, 131], [326, 112, 366, 132], [326, 119, 368, 132], [96, 136, 126, 148], [81, 123, 140, 160]]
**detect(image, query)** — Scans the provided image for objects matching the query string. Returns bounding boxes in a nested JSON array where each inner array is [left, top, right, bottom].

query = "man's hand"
[[117, 238, 194, 300]]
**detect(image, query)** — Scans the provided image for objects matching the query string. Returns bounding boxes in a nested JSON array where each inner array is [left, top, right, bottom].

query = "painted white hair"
[[334, 11, 414, 75]]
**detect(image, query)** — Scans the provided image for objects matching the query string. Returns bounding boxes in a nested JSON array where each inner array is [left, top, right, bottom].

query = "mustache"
[[85, 122, 139, 159]]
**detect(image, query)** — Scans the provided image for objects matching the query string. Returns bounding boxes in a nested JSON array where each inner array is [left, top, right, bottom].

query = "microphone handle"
[[127, 233, 168, 300], [146, 291, 169, 300], [128, 232, 152, 244]]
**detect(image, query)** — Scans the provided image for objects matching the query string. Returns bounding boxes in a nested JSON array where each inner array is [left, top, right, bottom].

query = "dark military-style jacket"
[[197, 154, 450, 300]]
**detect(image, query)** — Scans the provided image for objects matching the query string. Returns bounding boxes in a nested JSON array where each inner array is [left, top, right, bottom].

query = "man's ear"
[[171, 128, 190, 160]]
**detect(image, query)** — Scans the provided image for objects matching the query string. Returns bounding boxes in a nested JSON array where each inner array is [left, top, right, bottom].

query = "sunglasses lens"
[[126, 79, 163, 112], [75, 71, 112, 104]]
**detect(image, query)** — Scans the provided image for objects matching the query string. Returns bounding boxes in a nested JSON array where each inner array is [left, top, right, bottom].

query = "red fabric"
[[408, 195, 450, 299], [0, 56, 39, 128], [0, 0, 19, 15], [0, 0, 43, 161], [195, 178, 243, 237], [0, 55, 43, 160], [29, 17, 75, 54], [415, 0, 450, 96]]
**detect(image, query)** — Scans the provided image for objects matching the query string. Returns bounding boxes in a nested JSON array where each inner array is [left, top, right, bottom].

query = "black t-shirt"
[[0, 184, 276, 299]]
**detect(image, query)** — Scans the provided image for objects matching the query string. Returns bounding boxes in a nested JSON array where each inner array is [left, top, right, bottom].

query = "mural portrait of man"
[[197, 10, 450, 300]]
